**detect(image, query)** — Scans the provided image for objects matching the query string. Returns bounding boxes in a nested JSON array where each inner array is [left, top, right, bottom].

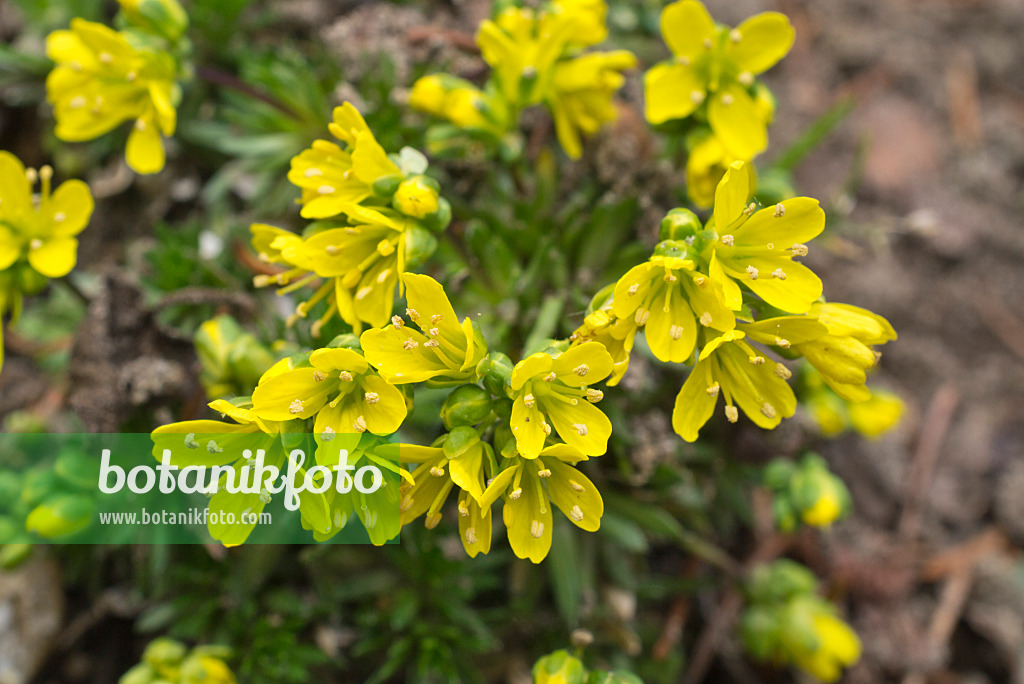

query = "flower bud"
[[142, 638, 188, 668], [659, 208, 702, 241], [117, 0, 189, 43], [442, 426, 481, 460], [180, 654, 236, 684], [440, 384, 493, 430], [119, 663, 157, 684], [325, 333, 362, 350], [25, 494, 93, 539], [531, 650, 587, 684], [402, 225, 439, 270], [392, 176, 440, 219], [790, 456, 850, 528], [477, 352, 514, 397], [371, 174, 403, 198]]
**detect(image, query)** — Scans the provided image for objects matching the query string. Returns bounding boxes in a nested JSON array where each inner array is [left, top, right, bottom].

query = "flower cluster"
[[0, 152, 93, 375], [120, 638, 235, 684], [764, 453, 851, 530], [410, 0, 636, 159], [741, 560, 861, 682], [582, 161, 895, 442], [252, 103, 450, 335], [645, 1, 792, 207], [45, 0, 190, 174]]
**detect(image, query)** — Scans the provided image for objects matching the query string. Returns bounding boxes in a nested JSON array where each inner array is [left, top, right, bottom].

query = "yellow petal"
[[351, 131, 400, 185], [359, 374, 408, 434], [28, 237, 78, 278], [402, 273, 464, 344], [612, 262, 657, 319], [722, 257, 822, 313], [361, 327, 447, 384], [511, 395, 548, 458], [848, 392, 904, 438], [0, 227, 21, 271], [47, 179, 94, 237], [740, 316, 827, 346], [726, 12, 794, 76], [735, 197, 825, 246], [815, 303, 896, 344], [661, 1, 716, 59], [352, 259, 398, 330], [125, 119, 166, 174], [709, 251, 743, 310], [671, 359, 717, 442], [459, 490, 492, 557], [503, 467, 552, 563], [644, 61, 704, 125], [713, 160, 751, 232], [309, 347, 369, 374], [251, 368, 333, 421], [208, 489, 265, 547], [0, 151, 31, 219], [708, 84, 767, 159], [544, 397, 611, 456], [551, 341, 613, 384], [644, 287, 697, 363], [544, 458, 603, 532], [511, 353, 554, 391], [447, 443, 487, 504], [328, 102, 371, 146]]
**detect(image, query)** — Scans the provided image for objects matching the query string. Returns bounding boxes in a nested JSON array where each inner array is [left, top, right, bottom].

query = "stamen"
[[428, 327, 439, 337], [509, 488, 523, 501], [392, 315, 404, 328], [691, 90, 706, 104], [355, 286, 373, 300], [774, 337, 791, 349], [720, 235, 734, 246], [703, 38, 713, 49], [365, 392, 380, 405], [376, 239, 394, 257], [725, 405, 739, 423], [99, 52, 113, 63], [126, 71, 137, 81], [700, 312, 713, 327], [541, 421, 552, 436], [694, 276, 708, 288], [729, 29, 742, 42], [664, 273, 678, 283], [431, 314, 443, 325], [304, 167, 323, 178], [677, 56, 691, 66], [523, 393, 535, 408], [721, 94, 734, 106], [424, 339, 439, 348], [313, 370, 327, 382], [743, 202, 756, 216], [635, 308, 650, 326], [406, 307, 420, 321], [586, 389, 603, 403], [317, 185, 335, 195], [791, 243, 809, 257], [569, 480, 585, 492], [69, 96, 87, 109], [706, 382, 720, 398], [570, 505, 584, 523], [321, 426, 336, 442], [430, 466, 445, 477], [530, 520, 544, 538], [738, 71, 754, 86], [670, 326, 683, 341], [761, 402, 776, 419], [134, 119, 146, 131], [772, 268, 787, 280], [572, 423, 588, 436], [339, 371, 354, 382], [543, 372, 556, 382], [746, 265, 759, 280], [288, 399, 304, 414], [400, 494, 414, 512], [53, 212, 66, 223], [774, 363, 792, 379], [458, 499, 470, 517], [628, 283, 639, 295], [29, 238, 44, 251], [574, 364, 589, 377], [537, 469, 552, 478], [425, 513, 442, 529], [403, 339, 418, 350], [352, 415, 367, 432], [749, 356, 765, 365], [774, 203, 786, 218], [325, 245, 341, 256], [464, 527, 477, 544]]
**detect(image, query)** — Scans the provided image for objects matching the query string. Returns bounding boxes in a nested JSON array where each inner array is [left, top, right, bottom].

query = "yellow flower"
[[46, 19, 179, 174], [116, 0, 189, 43], [251, 347, 407, 437], [795, 302, 897, 401], [790, 612, 862, 682], [509, 342, 614, 458], [848, 390, 904, 437], [550, 0, 608, 48], [393, 177, 440, 219], [0, 155, 93, 374], [287, 102, 402, 220], [645, 1, 793, 157], [671, 330, 796, 441], [568, 308, 635, 386], [707, 161, 824, 314], [612, 252, 735, 364], [685, 108, 769, 208], [361, 273, 487, 386], [409, 74, 505, 133], [549, 50, 637, 159], [181, 655, 236, 684], [479, 443, 603, 563]]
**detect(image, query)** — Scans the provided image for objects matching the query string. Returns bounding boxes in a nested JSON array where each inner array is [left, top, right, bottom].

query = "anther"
[[635, 308, 650, 326], [53, 212, 66, 223], [774, 363, 792, 379], [458, 500, 470, 517], [430, 466, 445, 477], [400, 494, 414, 512], [134, 119, 146, 131], [99, 52, 113, 63], [627, 283, 639, 295], [510, 488, 523, 500], [700, 312, 713, 327], [538, 469, 552, 478], [749, 356, 765, 365], [339, 371, 354, 382], [425, 513, 442, 529], [431, 314, 443, 325], [365, 392, 380, 405], [694, 276, 708, 288], [29, 238, 44, 250], [743, 202, 757, 216], [428, 327, 439, 337], [725, 405, 739, 423], [530, 520, 544, 538], [586, 389, 603, 403], [574, 364, 589, 377], [321, 426, 336, 442], [569, 480, 585, 492], [664, 273, 677, 283], [706, 382, 720, 398], [544, 372, 556, 382], [761, 402, 776, 419], [288, 399, 304, 414], [791, 243, 809, 257], [406, 307, 420, 321], [570, 505, 584, 523], [720, 235, 734, 246], [352, 415, 367, 432], [424, 339, 439, 348], [691, 90, 706, 105], [772, 268, 787, 280], [403, 339, 418, 350], [304, 168, 323, 178], [464, 527, 477, 544], [317, 185, 335, 195], [746, 265, 759, 280], [738, 71, 754, 86], [721, 94, 734, 106], [126, 71, 137, 81], [542, 421, 552, 436], [677, 56, 691, 66], [774, 203, 786, 218], [730, 29, 742, 42], [524, 393, 536, 408], [313, 370, 327, 382], [325, 245, 341, 256], [392, 315, 404, 328], [774, 337, 791, 349], [572, 423, 588, 436], [703, 38, 713, 49], [670, 326, 684, 341], [69, 96, 87, 109]]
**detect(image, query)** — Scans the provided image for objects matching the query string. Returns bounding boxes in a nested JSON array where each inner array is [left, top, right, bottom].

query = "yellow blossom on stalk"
[[409, 75, 508, 134], [847, 390, 904, 437], [46, 19, 179, 174], [549, 50, 638, 159], [645, 0, 793, 158], [568, 308, 635, 386], [251, 347, 407, 437], [361, 273, 487, 386], [550, 0, 608, 47], [672, 330, 796, 441], [509, 342, 614, 458], [801, 364, 904, 438], [788, 610, 862, 682], [708, 161, 824, 313], [480, 443, 603, 563], [795, 302, 897, 401], [0, 153, 93, 373], [612, 251, 735, 364], [252, 205, 436, 334]]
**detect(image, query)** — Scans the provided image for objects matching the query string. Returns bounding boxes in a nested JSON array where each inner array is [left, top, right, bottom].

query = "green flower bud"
[[477, 352, 514, 397], [422, 196, 452, 232], [119, 663, 157, 684], [55, 450, 100, 490], [659, 208, 702, 242], [747, 559, 819, 605], [117, 0, 189, 43], [440, 384, 493, 430], [142, 638, 188, 668], [532, 650, 587, 684], [442, 426, 481, 460], [403, 225, 439, 270], [25, 494, 94, 539], [652, 239, 696, 261], [371, 174, 404, 199]]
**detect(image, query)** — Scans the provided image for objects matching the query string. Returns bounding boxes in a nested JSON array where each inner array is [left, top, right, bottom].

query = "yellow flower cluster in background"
[[45, 0, 189, 174], [120, 638, 235, 684], [411, 0, 635, 159], [252, 103, 450, 335], [0, 152, 93, 375]]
